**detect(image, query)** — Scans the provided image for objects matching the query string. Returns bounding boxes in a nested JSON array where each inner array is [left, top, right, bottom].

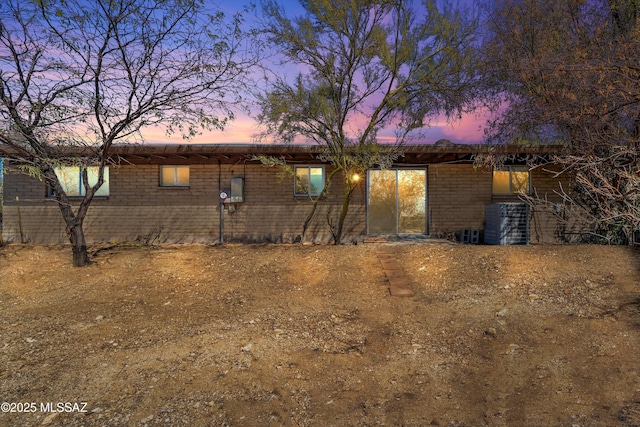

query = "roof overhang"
[[109, 143, 564, 165], [1, 142, 565, 165]]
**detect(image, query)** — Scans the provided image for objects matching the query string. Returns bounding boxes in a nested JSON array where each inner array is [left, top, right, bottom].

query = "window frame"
[[47, 165, 110, 198], [492, 165, 531, 196], [293, 165, 325, 197], [159, 165, 190, 187]]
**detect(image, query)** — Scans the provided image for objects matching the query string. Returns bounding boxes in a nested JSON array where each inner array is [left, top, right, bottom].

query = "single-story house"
[[0, 143, 569, 245]]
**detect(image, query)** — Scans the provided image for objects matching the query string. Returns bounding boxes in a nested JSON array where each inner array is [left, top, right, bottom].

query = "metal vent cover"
[[484, 203, 530, 245]]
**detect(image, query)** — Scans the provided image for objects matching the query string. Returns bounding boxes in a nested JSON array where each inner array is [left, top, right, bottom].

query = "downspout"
[[218, 160, 224, 244], [16, 196, 25, 243]]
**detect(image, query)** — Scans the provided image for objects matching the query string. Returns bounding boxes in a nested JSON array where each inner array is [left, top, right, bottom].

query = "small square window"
[[160, 166, 190, 187], [492, 166, 530, 195], [294, 166, 325, 196]]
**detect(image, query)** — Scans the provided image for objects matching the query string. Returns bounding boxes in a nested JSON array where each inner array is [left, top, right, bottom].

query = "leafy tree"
[[0, 158, 3, 234], [0, 0, 257, 265], [257, 0, 479, 243], [481, 0, 640, 244]]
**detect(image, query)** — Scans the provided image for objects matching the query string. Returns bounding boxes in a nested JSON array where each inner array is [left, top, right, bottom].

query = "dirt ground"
[[1, 243, 639, 427]]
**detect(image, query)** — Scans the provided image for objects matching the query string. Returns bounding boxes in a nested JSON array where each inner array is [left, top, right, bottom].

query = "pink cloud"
[[374, 110, 491, 145], [438, 110, 490, 144], [142, 113, 259, 144], [139, 108, 493, 145]]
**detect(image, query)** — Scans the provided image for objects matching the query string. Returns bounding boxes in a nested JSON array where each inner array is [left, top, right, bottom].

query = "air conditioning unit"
[[484, 203, 530, 245]]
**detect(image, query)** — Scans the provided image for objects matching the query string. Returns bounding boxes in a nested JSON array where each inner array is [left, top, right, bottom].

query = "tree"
[[256, 0, 479, 243], [480, 0, 640, 244], [0, 158, 3, 236], [0, 0, 257, 265]]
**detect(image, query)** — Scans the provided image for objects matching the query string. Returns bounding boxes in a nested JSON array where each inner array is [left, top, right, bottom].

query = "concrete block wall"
[[427, 164, 571, 243], [2, 161, 569, 245], [527, 166, 574, 243], [427, 164, 493, 234], [220, 163, 365, 243], [1, 163, 365, 244]]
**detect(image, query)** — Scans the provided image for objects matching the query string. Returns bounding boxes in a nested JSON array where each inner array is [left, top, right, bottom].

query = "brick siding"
[[427, 164, 493, 234], [427, 164, 571, 243], [2, 162, 569, 244], [1, 163, 364, 244]]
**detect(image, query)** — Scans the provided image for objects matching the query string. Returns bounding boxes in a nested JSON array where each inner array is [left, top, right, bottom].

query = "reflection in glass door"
[[367, 169, 426, 234]]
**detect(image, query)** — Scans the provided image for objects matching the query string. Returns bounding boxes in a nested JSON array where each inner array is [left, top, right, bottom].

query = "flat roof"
[[1, 142, 564, 165], [109, 142, 563, 164]]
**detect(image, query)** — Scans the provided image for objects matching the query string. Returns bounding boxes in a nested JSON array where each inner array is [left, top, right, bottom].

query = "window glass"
[[309, 167, 324, 194], [492, 167, 530, 195], [368, 169, 398, 234], [295, 167, 309, 194], [512, 170, 530, 194], [294, 166, 324, 196], [160, 166, 190, 186], [492, 170, 511, 195], [87, 166, 110, 197], [398, 170, 426, 234], [176, 166, 190, 186], [161, 167, 175, 186], [52, 166, 109, 197], [56, 166, 81, 196]]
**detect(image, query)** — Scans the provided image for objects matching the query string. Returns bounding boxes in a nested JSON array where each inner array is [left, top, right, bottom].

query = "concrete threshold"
[[364, 234, 454, 246]]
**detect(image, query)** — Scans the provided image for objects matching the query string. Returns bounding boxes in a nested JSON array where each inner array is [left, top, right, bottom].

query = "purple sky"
[[145, 0, 488, 145]]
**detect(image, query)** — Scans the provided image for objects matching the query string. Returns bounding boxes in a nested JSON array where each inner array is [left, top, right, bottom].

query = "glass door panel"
[[398, 170, 426, 233], [367, 170, 397, 234], [367, 169, 427, 234]]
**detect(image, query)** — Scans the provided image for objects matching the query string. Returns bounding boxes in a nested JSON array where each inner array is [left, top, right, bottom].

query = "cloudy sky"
[[144, 0, 489, 145]]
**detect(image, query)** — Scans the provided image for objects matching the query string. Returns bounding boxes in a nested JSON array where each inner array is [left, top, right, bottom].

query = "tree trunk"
[[302, 200, 319, 241], [69, 222, 90, 267], [303, 168, 339, 242], [333, 183, 353, 245], [43, 166, 96, 267]]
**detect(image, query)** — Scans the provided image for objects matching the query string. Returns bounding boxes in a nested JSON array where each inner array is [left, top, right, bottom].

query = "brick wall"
[[214, 163, 365, 243], [1, 163, 364, 244], [428, 164, 493, 234], [427, 164, 571, 243], [2, 162, 569, 244], [527, 166, 574, 243]]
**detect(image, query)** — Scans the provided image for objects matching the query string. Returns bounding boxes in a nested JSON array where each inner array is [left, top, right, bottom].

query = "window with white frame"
[[294, 166, 324, 196], [48, 166, 109, 197], [160, 165, 190, 187], [492, 166, 530, 195]]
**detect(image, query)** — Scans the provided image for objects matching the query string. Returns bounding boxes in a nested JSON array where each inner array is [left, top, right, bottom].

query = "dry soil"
[[1, 243, 639, 426]]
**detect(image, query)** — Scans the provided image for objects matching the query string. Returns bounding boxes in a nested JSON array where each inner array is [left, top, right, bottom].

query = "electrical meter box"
[[230, 177, 244, 203]]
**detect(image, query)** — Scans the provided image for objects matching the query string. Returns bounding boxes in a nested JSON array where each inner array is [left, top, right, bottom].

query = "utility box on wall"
[[230, 177, 244, 203]]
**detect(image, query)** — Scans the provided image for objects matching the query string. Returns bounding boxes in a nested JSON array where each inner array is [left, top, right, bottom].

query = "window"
[[49, 166, 109, 197], [294, 166, 324, 196], [492, 166, 530, 195], [160, 166, 190, 187]]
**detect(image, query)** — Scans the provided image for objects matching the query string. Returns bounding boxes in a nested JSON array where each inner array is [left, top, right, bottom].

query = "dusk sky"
[[144, 0, 489, 145]]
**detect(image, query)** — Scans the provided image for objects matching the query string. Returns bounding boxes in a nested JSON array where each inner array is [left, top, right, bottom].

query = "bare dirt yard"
[[1, 243, 640, 427]]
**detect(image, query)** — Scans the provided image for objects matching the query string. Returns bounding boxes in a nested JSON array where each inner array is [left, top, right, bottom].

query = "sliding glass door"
[[367, 169, 427, 234]]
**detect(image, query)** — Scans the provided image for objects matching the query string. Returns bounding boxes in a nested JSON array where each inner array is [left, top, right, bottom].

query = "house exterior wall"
[[426, 164, 570, 243], [427, 164, 493, 235], [1, 161, 569, 245], [526, 166, 573, 243], [1, 163, 364, 244]]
